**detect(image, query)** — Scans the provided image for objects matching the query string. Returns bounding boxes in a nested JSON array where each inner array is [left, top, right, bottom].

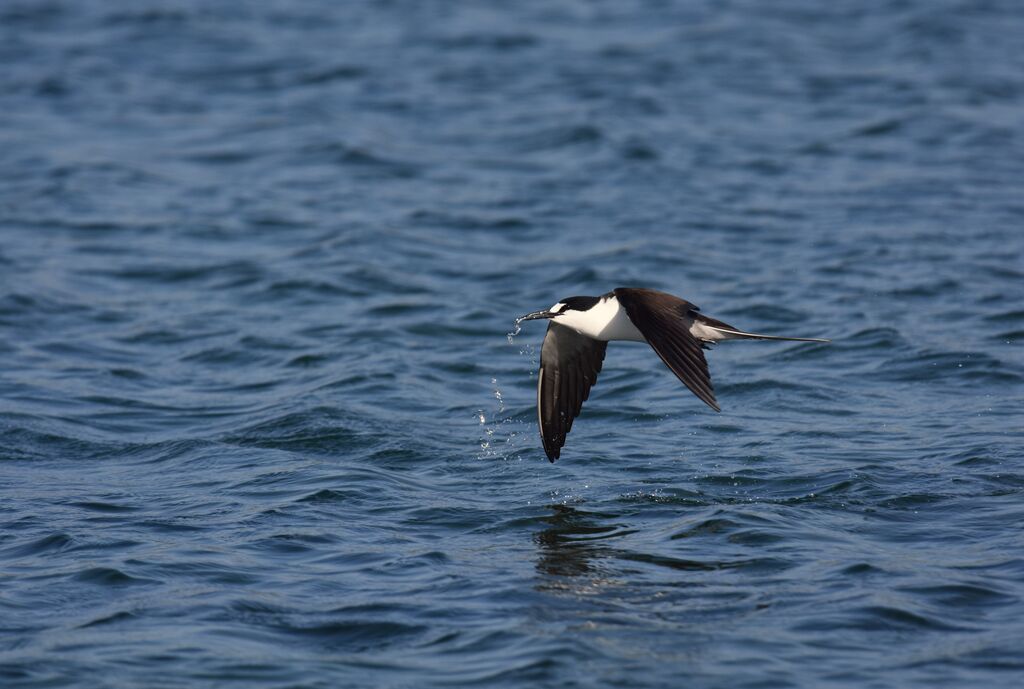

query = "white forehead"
[[549, 302, 566, 313]]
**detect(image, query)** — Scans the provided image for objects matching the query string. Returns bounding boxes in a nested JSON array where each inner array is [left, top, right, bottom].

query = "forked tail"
[[712, 328, 830, 342], [694, 313, 830, 343]]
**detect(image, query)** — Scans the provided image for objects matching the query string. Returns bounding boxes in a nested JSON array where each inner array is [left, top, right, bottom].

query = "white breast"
[[554, 296, 646, 342]]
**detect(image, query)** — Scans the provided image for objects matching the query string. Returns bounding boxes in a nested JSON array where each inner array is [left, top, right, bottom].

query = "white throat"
[[552, 295, 645, 342]]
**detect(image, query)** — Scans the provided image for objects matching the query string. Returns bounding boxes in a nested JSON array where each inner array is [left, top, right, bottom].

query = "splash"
[[507, 316, 525, 344], [492, 379, 505, 413], [507, 317, 540, 375], [479, 321, 539, 461], [476, 377, 525, 461]]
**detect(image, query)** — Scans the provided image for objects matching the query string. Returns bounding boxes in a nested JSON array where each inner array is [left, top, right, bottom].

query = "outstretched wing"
[[613, 288, 720, 412], [538, 322, 608, 462]]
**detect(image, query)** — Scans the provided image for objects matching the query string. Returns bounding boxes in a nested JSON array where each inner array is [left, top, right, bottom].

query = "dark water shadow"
[[533, 504, 618, 580]]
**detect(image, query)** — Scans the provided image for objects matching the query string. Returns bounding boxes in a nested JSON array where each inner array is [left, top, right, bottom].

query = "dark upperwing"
[[613, 288, 720, 412], [537, 322, 608, 461]]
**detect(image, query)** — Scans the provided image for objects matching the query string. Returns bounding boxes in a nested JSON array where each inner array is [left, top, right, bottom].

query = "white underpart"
[[553, 295, 646, 342]]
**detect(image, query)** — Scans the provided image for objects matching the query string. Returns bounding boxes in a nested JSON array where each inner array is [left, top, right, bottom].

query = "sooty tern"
[[518, 288, 829, 461]]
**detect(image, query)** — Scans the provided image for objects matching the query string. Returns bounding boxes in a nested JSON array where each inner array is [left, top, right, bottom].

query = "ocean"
[[1, 1, 1022, 687]]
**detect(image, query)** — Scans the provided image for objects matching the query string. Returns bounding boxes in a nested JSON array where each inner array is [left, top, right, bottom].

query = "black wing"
[[613, 288, 720, 412], [537, 322, 608, 462]]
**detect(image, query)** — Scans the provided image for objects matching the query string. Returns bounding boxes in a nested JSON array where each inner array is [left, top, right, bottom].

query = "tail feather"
[[693, 313, 830, 343], [706, 327, 830, 343]]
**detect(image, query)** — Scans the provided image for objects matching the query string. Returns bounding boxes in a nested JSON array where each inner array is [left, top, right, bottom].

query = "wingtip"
[[700, 393, 721, 413]]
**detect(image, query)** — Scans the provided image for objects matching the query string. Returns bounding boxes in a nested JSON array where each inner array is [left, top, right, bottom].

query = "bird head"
[[518, 301, 566, 322], [518, 296, 601, 322]]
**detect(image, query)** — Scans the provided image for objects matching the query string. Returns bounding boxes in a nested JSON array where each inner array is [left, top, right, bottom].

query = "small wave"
[[885, 278, 962, 298], [222, 407, 373, 454], [717, 378, 824, 395], [296, 141, 421, 178], [284, 619, 428, 650], [724, 303, 814, 323], [263, 278, 366, 301], [850, 605, 970, 632], [3, 532, 74, 558], [851, 117, 905, 138], [435, 32, 538, 51], [78, 610, 137, 628], [507, 124, 604, 153], [790, 604, 966, 633], [408, 209, 531, 231], [670, 517, 742, 539], [0, 424, 125, 462], [102, 260, 264, 287], [69, 501, 139, 513], [899, 583, 1016, 609], [983, 308, 1024, 324], [840, 327, 909, 349], [294, 64, 368, 85], [0, 292, 90, 319], [73, 567, 152, 586], [879, 350, 1020, 383]]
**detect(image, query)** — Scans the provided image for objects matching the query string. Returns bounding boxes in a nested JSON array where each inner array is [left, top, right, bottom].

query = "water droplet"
[[507, 317, 524, 343]]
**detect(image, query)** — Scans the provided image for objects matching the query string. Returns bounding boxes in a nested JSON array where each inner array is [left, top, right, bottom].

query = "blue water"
[[2, 1, 1023, 687]]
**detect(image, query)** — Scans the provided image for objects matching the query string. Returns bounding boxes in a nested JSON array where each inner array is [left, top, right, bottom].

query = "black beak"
[[519, 310, 555, 321]]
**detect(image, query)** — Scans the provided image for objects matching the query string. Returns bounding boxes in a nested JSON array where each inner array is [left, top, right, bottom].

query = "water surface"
[[2, 1, 1023, 687]]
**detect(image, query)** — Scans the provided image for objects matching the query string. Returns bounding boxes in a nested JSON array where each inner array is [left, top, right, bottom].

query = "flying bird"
[[517, 288, 829, 461]]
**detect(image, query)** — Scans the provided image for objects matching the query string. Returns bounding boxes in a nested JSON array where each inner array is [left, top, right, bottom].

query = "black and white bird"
[[517, 288, 829, 461]]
